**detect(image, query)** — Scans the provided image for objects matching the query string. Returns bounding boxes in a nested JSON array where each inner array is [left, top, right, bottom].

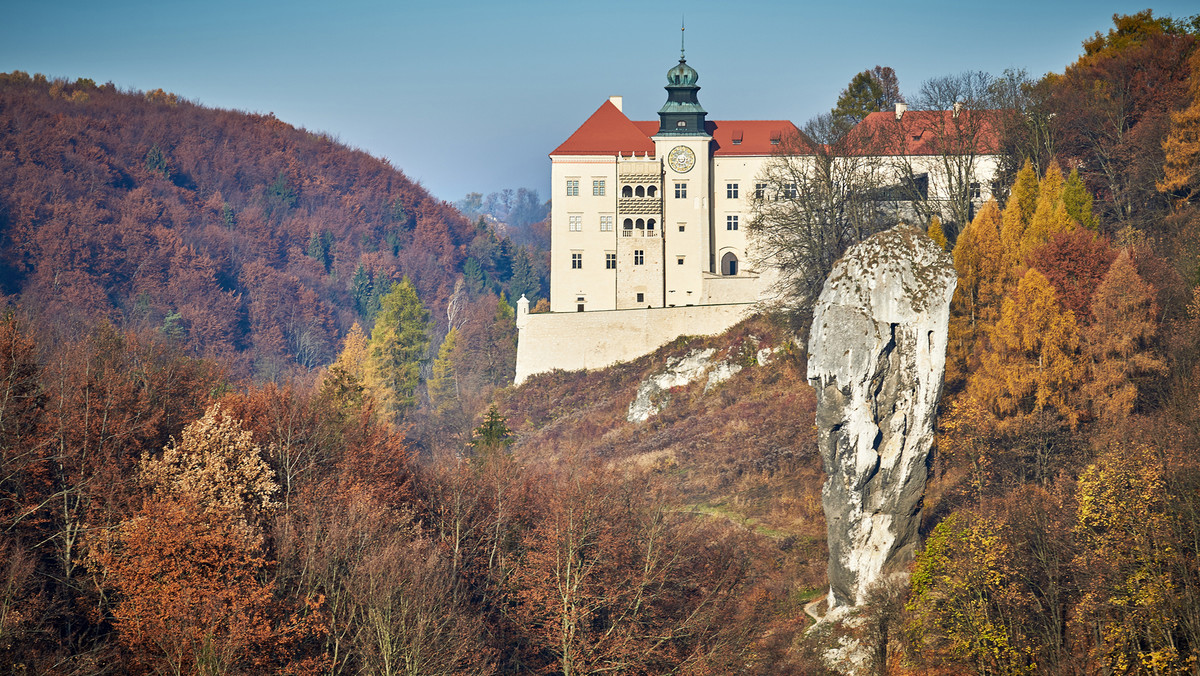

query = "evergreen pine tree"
[[351, 264, 372, 318], [365, 278, 429, 417]]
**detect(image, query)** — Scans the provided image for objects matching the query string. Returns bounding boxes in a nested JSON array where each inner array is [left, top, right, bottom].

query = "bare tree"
[[748, 113, 893, 326], [882, 71, 1002, 239]]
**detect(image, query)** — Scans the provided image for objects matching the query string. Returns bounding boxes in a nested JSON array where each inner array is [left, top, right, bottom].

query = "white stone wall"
[[514, 302, 756, 385]]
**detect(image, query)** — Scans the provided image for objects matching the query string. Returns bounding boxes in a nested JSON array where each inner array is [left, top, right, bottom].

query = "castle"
[[514, 48, 1000, 384]]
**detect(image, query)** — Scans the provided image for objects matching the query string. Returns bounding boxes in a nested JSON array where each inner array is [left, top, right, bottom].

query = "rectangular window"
[[568, 215, 582, 231], [678, 224, 686, 232], [571, 253, 582, 269], [783, 183, 798, 199], [593, 179, 605, 196], [674, 183, 687, 198], [727, 215, 739, 231], [970, 182, 981, 198], [677, 256, 685, 265], [605, 252, 616, 269], [566, 179, 579, 196], [755, 183, 766, 199], [634, 250, 644, 265], [636, 292, 645, 303], [727, 183, 739, 199], [600, 215, 613, 231]]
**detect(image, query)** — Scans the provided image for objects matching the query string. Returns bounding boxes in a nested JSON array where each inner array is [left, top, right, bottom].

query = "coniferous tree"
[[947, 200, 1005, 389], [968, 268, 1082, 429], [1083, 251, 1165, 425], [351, 264, 373, 318], [1062, 167, 1099, 229], [1022, 162, 1072, 254], [366, 278, 429, 417], [427, 327, 460, 416], [928, 216, 948, 251], [1000, 160, 1040, 270]]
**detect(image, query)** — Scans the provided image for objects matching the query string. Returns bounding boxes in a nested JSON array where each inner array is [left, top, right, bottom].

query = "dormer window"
[[770, 131, 781, 146], [677, 120, 686, 128], [732, 130, 743, 145]]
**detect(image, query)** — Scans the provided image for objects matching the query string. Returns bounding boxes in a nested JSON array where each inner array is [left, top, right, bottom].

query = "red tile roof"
[[841, 109, 1002, 156], [551, 101, 1002, 158], [550, 100, 656, 156]]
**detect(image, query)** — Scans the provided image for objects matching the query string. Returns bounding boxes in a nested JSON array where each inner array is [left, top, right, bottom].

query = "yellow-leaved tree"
[[968, 268, 1082, 429], [139, 403, 280, 532], [928, 215, 948, 251], [1021, 161, 1073, 253], [1000, 159, 1040, 270], [946, 200, 1006, 390], [1075, 445, 1189, 674], [1159, 48, 1200, 202]]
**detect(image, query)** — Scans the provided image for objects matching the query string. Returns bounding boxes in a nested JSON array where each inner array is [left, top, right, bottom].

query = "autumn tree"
[[140, 403, 280, 534], [427, 327, 460, 416], [748, 118, 891, 322], [1061, 167, 1099, 229], [999, 160, 1040, 270], [1081, 251, 1165, 426], [1160, 46, 1200, 203], [927, 215, 948, 250], [366, 278, 430, 419], [946, 200, 1006, 390], [1026, 226, 1117, 323], [906, 512, 1035, 675], [966, 269, 1082, 483], [1074, 445, 1196, 673]]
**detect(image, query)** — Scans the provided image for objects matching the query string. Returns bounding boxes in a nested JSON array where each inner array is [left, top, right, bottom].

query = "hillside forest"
[[1, 9, 1200, 675]]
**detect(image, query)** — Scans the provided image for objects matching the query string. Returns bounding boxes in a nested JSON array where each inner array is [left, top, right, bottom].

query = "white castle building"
[[514, 50, 1000, 384]]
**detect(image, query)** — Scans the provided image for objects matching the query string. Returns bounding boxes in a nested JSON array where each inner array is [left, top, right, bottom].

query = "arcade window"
[[605, 253, 616, 269], [568, 215, 582, 231], [566, 179, 579, 196], [727, 183, 739, 199], [593, 179, 605, 196], [727, 215, 739, 231], [571, 253, 582, 269], [675, 183, 687, 198], [634, 250, 644, 265]]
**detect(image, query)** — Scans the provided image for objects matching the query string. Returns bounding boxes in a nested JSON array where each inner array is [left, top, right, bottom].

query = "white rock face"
[[807, 224, 956, 609], [627, 349, 717, 423]]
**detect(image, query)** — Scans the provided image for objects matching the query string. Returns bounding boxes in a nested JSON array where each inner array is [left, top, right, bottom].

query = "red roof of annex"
[[550, 100, 1002, 158]]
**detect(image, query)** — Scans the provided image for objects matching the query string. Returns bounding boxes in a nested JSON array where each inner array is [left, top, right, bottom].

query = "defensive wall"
[[514, 297, 757, 385]]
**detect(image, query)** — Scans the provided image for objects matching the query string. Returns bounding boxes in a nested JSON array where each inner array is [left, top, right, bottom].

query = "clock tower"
[[654, 36, 713, 304]]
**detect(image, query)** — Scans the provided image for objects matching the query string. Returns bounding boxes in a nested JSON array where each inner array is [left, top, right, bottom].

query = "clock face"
[[668, 145, 696, 173]]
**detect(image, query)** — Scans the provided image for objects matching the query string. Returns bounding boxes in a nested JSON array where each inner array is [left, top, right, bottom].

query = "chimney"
[[609, 95, 623, 113], [895, 102, 907, 120], [953, 101, 964, 118]]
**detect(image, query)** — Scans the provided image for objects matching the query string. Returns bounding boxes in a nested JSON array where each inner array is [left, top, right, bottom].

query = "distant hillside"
[[0, 72, 542, 378]]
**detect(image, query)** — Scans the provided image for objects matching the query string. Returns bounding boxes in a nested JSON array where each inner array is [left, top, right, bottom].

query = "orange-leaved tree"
[[1081, 250, 1165, 426], [968, 268, 1083, 429], [947, 200, 1006, 391]]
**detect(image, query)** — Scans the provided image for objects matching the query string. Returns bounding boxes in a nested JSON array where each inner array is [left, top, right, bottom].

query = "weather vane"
[[680, 17, 686, 60]]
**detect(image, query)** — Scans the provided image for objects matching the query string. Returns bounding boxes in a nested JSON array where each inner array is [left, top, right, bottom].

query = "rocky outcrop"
[[807, 224, 956, 609]]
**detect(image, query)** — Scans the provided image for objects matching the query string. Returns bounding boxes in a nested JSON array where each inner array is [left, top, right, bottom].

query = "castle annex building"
[[515, 50, 1001, 384]]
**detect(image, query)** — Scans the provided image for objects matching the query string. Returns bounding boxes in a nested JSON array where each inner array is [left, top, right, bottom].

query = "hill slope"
[[0, 72, 538, 378]]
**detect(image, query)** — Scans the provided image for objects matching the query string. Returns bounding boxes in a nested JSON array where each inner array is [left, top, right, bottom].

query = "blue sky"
[[3, 1, 1196, 204]]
